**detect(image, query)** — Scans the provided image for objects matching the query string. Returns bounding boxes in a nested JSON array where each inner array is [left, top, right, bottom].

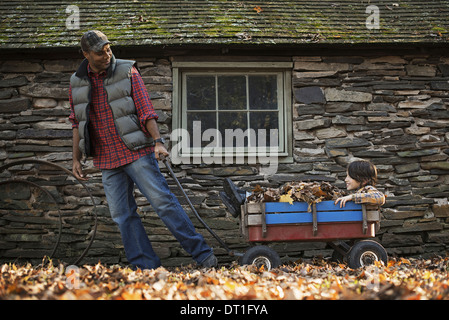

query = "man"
[[69, 30, 217, 269]]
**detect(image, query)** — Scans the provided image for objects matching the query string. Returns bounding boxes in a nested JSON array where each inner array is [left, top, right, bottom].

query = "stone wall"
[[0, 51, 448, 266]]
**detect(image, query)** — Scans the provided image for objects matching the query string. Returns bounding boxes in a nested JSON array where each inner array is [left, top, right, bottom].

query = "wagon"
[[163, 157, 387, 271], [239, 200, 387, 270]]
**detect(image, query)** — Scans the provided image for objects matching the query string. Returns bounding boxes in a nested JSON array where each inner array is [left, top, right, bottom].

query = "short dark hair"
[[347, 160, 378, 187]]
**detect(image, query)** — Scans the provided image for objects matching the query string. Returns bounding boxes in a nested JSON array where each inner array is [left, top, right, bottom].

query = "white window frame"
[[172, 61, 293, 164]]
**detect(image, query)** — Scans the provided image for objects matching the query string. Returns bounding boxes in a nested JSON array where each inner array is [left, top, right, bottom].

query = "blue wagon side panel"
[[264, 200, 363, 225]]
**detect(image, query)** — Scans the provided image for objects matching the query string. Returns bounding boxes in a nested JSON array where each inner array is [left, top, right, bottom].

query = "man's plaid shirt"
[[69, 65, 158, 169]]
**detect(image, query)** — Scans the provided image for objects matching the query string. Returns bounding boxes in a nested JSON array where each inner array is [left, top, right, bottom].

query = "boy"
[[335, 160, 385, 208]]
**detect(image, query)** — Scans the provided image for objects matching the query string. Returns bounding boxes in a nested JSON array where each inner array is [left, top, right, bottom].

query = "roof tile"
[[1, 0, 448, 49]]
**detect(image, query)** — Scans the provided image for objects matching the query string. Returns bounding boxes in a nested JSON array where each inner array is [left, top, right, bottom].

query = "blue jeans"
[[101, 153, 213, 269]]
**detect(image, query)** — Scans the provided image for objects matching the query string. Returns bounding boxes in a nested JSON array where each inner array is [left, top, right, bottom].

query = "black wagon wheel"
[[347, 239, 388, 269], [240, 245, 281, 271], [0, 159, 98, 265], [0, 179, 62, 260]]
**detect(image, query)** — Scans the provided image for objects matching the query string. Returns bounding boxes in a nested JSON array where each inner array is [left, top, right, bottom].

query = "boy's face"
[[344, 173, 361, 191]]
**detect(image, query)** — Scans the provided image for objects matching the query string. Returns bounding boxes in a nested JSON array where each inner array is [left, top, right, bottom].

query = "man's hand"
[[144, 118, 169, 160], [334, 195, 353, 208], [154, 142, 169, 161], [71, 127, 87, 181], [72, 160, 88, 181]]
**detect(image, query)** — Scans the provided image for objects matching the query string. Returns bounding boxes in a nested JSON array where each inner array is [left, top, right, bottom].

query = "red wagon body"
[[238, 200, 387, 269], [246, 222, 377, 242], [241, 200, 381, 243]]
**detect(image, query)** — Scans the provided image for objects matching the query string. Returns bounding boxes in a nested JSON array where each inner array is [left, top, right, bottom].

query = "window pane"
[[219, 112, 248, 147], [249, 75, 278, 110], [186, 75, 215, 110], [250, 111, 279, 147], [187, 112, 216, 147], [218, 75, 246, 110]]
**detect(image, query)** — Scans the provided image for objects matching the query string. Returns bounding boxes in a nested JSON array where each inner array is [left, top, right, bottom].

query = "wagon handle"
[[161, 155, 243, 258]]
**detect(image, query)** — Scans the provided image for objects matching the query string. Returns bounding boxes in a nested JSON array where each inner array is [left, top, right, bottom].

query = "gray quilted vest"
[[70, 55, 153, 157]]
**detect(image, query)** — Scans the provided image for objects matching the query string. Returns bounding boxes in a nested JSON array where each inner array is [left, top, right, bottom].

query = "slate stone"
[[189, 166, 257, 176], [0, 184, 31, 200], [421, 162, 449, 171], [294, 86, 325, 104], [374, 135, 416, 145], [0, 88, 16, 99], [277, 163, 313, 173], [395, 163, 420, 173], [0, 76, 28, 88], [382, 233, 423, 247], [43, 59, 81, 72], [1, 131, 16, 140], [316, 127, 346, 139], [297, 104, 325, 115], [324, 88, 372, 102], [367, 103, 397, 112], [438, 64, 449, 76], [0, 61, 43, 73], [430, 81, 449, 90], [325, 102, 361, 113], [397, 149, 439, 158], [10, 115, 46, 124], [19, 83, 69, 99], [398, 99, 442, 109], [406, 65, 436, 77], [372, 83, 425, 90], [353, 150, 395, 158], [16, 128, 73, 139], [295, 118, 331, 130], [429, 110, 449, 119], [392, 222, 443, 233], [427, 231, 449, 244], [332, 115, 364, 125], [382, 196, 435, 207], [0, 97, 30, 113], [324, 148, 347, 157], [325, 137, 370, 149], [388, 176, 410, 186], [34, 72, 71, 84], [432, 203, 449, 217], [293, 62, 349, 71], [269, 174, 335, 183], [10, 145, 71, 153]]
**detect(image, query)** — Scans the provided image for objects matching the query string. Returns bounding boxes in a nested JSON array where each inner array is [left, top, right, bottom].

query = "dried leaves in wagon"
[[246, 181, 347, 210]]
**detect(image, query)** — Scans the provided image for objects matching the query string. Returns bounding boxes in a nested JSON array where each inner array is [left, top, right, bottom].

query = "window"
[[172, 62, 292, 165]]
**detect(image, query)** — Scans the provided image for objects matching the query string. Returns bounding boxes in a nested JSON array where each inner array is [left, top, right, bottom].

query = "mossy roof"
[[1, 0, 448, 49]]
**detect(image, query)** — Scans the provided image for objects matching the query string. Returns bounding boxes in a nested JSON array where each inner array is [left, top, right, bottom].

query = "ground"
[[1, 256, 449, 300]]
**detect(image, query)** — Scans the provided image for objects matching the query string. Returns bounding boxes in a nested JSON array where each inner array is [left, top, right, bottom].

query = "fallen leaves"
[[253, 6, 263, 13], [1, 256, 449, 300], [247, 182, 347, 210]]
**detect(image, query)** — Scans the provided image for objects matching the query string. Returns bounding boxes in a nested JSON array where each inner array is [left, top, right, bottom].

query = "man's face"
[[83, 44, 112, 73]]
